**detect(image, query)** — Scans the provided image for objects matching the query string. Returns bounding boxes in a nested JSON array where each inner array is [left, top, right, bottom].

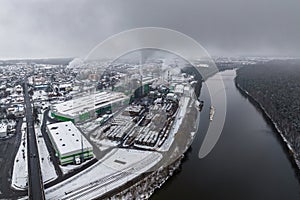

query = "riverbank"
[[149, 69, 300, 199], [235, 78, 300, 174], [102, 155, 184, 200]]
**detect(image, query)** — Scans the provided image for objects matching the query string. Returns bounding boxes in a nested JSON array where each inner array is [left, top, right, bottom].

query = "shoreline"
[[234, 78, 300, 175], [101, 154, 185, 200]]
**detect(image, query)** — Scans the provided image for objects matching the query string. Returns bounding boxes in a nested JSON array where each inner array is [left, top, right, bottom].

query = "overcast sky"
[[0, 0, 300, 59]]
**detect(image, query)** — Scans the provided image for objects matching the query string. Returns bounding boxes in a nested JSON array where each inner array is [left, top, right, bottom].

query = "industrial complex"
[[1, 57, 202, 200]]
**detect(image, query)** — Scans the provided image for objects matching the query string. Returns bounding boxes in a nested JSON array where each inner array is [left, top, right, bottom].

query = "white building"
[[174, 84, 184, 95], [47, 121, 94, 165], [0, 123, 7, 137], [51, 91, 129, 123]]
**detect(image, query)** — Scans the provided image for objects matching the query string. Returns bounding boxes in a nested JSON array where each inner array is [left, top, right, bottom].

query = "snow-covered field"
[[45, 148, 162, 200], [11, 122, 28, 190]]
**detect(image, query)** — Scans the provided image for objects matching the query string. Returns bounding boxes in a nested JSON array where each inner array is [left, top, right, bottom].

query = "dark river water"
[[151, 70, 300, 200]]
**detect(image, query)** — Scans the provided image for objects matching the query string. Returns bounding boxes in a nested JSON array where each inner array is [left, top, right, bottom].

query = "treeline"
[[235, 59, 300, 163], [0, 58, 73, 66]]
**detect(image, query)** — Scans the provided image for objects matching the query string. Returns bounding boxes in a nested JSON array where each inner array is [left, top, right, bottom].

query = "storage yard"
[[93, 82, 191, 152]]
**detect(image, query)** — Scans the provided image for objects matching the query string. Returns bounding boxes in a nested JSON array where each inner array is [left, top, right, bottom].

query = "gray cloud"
[[0, 0, 300, 59]]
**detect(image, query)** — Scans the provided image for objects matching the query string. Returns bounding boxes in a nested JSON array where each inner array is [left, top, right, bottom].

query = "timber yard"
[[0, 57, 202, 199]]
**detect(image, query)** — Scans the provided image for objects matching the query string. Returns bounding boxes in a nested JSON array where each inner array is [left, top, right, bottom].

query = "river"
[[151, 70, 300, 200]]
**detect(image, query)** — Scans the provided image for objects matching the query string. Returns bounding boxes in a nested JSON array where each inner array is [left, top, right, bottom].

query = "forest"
[[236, 59, 300, 165]]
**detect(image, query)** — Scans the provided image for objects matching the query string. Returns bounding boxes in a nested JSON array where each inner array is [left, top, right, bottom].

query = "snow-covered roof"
[[59, 83, 72, 88], [52, 91, 128, 117], [47, 121, 93, 157], [174, 84, 184, 94], [0, 123, 7, 133]]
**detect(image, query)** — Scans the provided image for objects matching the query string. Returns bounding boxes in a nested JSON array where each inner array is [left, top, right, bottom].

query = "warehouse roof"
[[52, 91, 128, 117], [47, 121, 93, 157], [174, 84, 184, 94]]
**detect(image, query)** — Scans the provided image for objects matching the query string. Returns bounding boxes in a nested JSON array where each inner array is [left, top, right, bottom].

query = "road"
[[0, 119, 26, 199], [23, 81, 45, 200]]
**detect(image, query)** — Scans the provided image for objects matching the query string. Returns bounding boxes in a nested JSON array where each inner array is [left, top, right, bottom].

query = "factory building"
[[47, 121, 94, 165], [51, 91, 129, 123]]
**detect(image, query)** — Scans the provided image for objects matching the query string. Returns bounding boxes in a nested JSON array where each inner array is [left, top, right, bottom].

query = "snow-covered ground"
[[60, 162, 87, 175], [11, 122, 28, 190], [78, 121, 97, 133], [45, 148, 162, 200], [91, 138, 119, 151], [78, 121, 93, 131], [35, 119, 58, 183], [11, 112, 58, 190]]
